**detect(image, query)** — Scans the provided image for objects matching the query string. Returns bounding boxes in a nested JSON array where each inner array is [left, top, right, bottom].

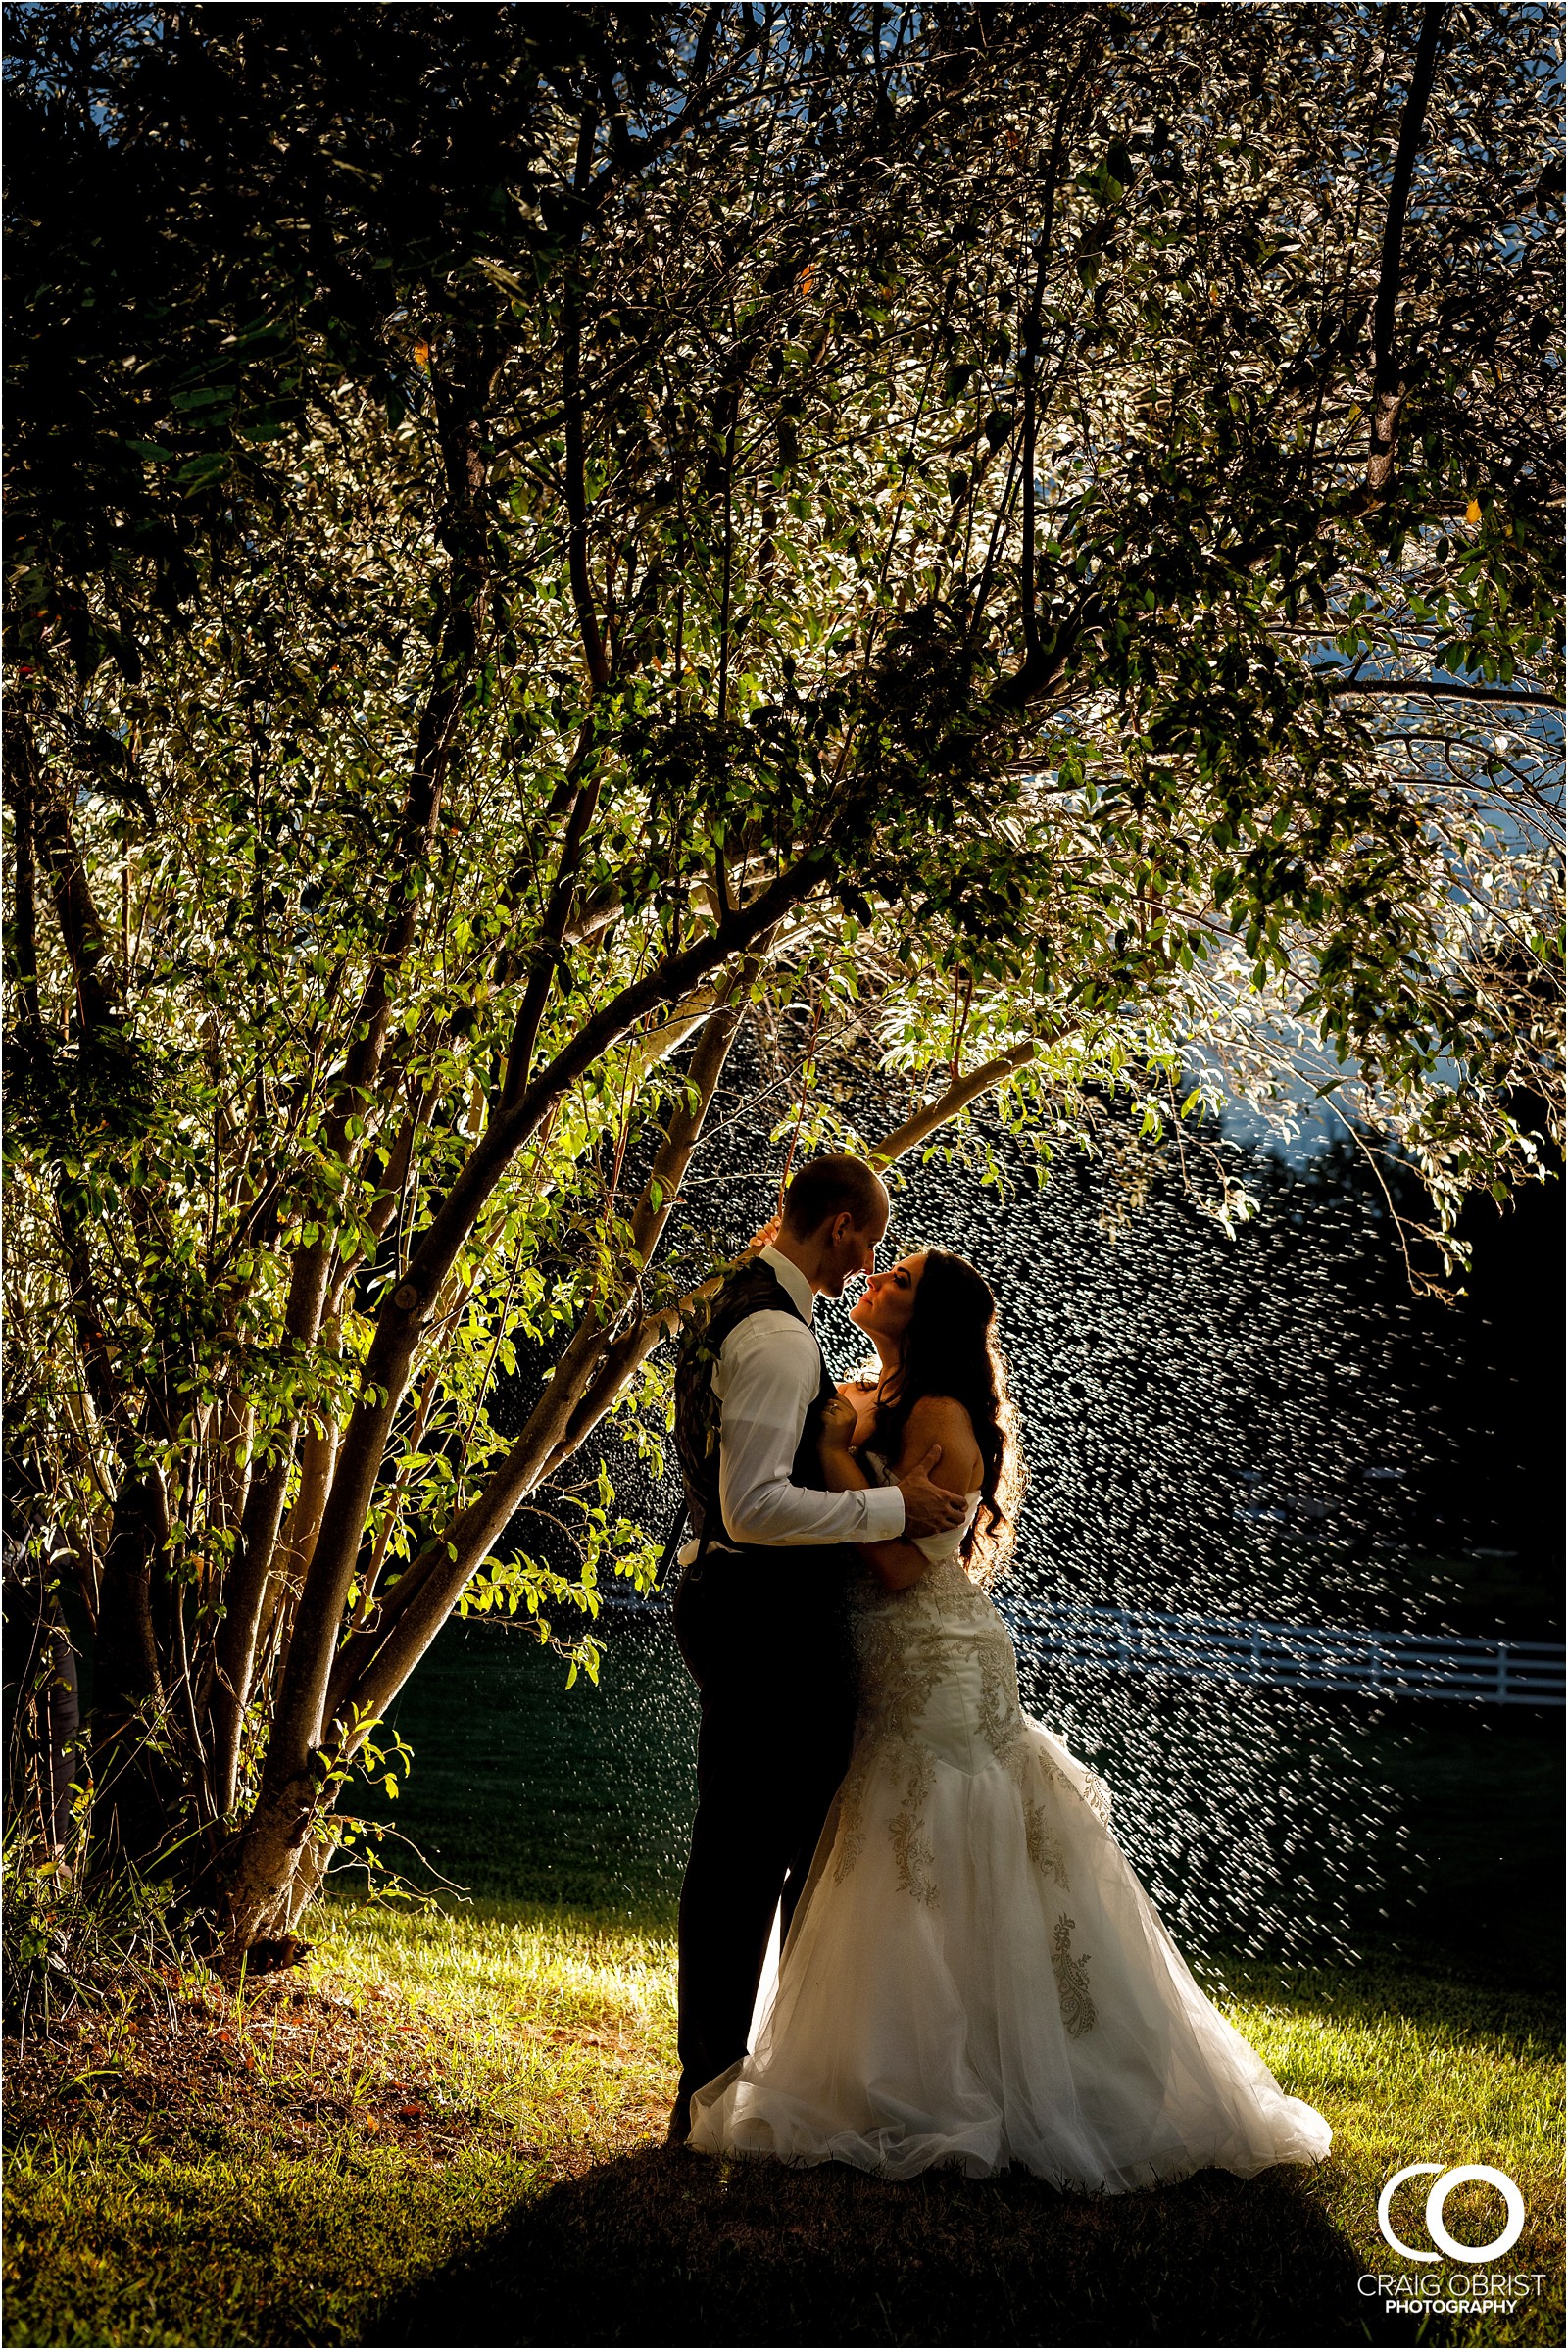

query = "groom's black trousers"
[[671, 1542, 857, 2119]]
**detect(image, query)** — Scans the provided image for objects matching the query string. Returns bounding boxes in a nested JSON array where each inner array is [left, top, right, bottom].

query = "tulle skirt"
[[688, 1691, 1331, 2191]]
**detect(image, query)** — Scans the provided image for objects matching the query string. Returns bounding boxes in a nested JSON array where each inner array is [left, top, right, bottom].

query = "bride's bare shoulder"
[[899, 1394, 982, 1485], [902, 1392, 975, 1441]]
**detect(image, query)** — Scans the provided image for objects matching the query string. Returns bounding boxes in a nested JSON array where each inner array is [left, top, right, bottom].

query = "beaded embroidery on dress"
[[687, 1460, 1332, 2189]]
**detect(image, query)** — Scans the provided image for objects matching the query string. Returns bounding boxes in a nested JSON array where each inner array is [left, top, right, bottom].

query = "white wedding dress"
[[688, 1472, 1332, 2190]]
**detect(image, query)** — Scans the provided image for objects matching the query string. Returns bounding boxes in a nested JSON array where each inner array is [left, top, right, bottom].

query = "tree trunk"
[[211, 858, 820, 1954], [90, 1472, 176, 1865], [215, 1765, 321, 1948]]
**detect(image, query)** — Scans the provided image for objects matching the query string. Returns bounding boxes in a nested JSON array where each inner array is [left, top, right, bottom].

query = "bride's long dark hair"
[[870, 1248, 1021, 1578]]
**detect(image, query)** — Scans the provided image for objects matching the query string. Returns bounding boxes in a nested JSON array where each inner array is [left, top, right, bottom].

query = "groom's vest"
[[673, 1258, 838, 1553]]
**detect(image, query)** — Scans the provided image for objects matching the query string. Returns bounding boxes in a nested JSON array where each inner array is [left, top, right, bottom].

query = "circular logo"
[[1378, 2164, 1526, 2264]]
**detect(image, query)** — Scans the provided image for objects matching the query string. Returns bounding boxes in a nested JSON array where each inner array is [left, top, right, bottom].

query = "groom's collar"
[[759, 1243, 816, 1323]]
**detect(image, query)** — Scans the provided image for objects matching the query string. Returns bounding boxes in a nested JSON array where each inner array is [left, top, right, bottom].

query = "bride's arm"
[[852, 1396, 978, 1593], [816, 1401, 930, 1592], [817, 1394, 872, 1492]]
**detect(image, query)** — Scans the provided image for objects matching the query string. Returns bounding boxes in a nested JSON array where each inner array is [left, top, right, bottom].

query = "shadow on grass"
[[364, 2146, 1372, 2349]]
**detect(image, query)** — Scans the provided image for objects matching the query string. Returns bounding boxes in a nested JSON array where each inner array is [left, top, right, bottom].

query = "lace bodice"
[[853, 1449, 1000, 1725], [839, 1451, 1112, 1922]]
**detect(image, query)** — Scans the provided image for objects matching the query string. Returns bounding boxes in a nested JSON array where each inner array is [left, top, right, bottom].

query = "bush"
[[1, 1835, 206, 2040]]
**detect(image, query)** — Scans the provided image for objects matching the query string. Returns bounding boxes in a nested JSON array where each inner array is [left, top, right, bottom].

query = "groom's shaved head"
[[781, 1153, 887, 1240]]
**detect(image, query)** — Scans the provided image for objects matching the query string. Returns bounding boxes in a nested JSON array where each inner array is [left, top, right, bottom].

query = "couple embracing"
[[665, 1153, 1330, 2190]]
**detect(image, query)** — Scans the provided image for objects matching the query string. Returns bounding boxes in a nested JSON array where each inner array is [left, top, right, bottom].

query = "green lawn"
[[339, 1614, 699, 1915], [4, 1902, 1561, 2348], [4, 1616, 1562, 2349]]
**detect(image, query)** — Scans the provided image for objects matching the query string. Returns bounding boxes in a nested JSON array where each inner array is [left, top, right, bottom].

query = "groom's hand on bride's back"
[[896, 1445, 969, 1538]]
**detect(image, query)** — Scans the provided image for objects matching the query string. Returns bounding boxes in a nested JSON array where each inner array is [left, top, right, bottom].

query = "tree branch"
[[1325, 676, 1561, 709], [2, 721, 124, 1427], [322, 962, 762, 1732], [251, 856, 825, 1803], [1020, 47, 1093, 667], [564, 111, 610, 693], [6, 722, 44, 1040], [208, 1241, 333, 1814], [581, 10, 764, 216], [23, 722, 122, 1034], [499, 735, 605, 1108], [1359, 4, 1446, 505], [493, 121, 621, 1112], [325, 1024, 1045, 1738], [869, 1041, 1041, 1165], [627, 955, 760, 1266]]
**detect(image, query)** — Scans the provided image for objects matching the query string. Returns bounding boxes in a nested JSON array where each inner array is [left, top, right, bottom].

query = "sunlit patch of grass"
[[5, 2151, 495, 2350], [312, 1896, 677, 2040], [305, 1897, 679, 2153], [4, 1901, 1561, 2349], [2, 1895, 676, 2349]]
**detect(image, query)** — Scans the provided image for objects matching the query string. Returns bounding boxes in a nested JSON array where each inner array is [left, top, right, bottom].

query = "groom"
[[665, 1152, 967, 2145]]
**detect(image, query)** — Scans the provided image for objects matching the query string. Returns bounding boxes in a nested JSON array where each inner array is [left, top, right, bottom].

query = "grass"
[[5, 1617, 1563, 2348], [3, 1904, 1561, 2348], [337, 1615, 699, 1913], [1, 1901, 674, 2350]]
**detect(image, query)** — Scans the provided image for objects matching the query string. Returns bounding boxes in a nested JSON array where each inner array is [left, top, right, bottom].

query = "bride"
[[687, 1248, 1332, 2189]]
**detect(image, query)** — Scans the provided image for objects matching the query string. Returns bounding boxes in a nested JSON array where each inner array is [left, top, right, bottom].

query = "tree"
[[3, 3, 1561, 1960]]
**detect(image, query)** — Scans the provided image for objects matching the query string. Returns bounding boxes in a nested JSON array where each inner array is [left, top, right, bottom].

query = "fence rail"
[[1000, 1599, 1566, 1707], [607, 1583, 1563, 1705]]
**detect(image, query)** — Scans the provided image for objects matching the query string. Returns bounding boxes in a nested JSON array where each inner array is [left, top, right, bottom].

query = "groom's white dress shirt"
[[706, 1245, 906, 1552]]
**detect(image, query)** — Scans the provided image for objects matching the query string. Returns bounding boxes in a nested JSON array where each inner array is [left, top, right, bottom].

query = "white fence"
[[1000, 1598, 1566, 1707]]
